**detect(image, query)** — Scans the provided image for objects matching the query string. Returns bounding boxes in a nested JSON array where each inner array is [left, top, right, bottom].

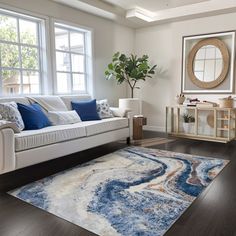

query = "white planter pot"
[[183, 122, 195, 134], [119, 98, 142, 115]]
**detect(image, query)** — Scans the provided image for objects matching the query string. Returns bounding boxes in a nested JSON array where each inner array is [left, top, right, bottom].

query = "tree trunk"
[[131, 87, 134, 98]]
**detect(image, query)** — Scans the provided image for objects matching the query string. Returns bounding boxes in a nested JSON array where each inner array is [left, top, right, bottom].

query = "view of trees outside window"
[[0, 13, 41, 95], [54, 24, 86, 93]]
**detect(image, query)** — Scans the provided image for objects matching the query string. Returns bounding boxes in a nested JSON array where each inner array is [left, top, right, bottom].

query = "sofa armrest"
[[0, 120, 21, 133], [110, 107, 135, 139], [0, 128, 15, 174]]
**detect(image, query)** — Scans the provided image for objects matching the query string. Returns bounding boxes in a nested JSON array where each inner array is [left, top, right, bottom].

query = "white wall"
[[135, 12, 236, 131], [0, 0, 135, 105]]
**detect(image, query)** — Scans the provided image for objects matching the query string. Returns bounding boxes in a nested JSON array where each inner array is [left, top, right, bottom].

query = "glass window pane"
[[0, 43, 20, 68], [0, 15, 17, 42], [55, 27, 69, 51], [21, 46, 39, 69], [71, 54, 84, 73], [56, 52, 70, 72], [22, 71, 40, 94], [70, 32, 84, 53], [2, 70, 21, 95], [73, 74, 85, 91], [57, 72, 71, 93], [19, 19, 38, 45]]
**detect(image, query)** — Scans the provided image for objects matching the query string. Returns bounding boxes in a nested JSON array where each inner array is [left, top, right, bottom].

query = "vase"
[[119, 98, 142, 115], [183, 122, 195, 134]]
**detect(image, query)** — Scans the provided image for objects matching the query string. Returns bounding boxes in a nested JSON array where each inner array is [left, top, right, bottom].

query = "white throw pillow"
[[0, 102, 24, 130], [48, 110, 81, 125], [110, 107, 131, 117], [97, 99, 114, 119]]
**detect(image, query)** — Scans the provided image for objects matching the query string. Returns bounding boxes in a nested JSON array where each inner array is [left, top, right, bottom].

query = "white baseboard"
[[144, 125, 165, 132]]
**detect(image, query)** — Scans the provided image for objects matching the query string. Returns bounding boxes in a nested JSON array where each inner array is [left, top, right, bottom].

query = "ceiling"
[[102, 0, 209, 12], [53, 0, 236, 28]]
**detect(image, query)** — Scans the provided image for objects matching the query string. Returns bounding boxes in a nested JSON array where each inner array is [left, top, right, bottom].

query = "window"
[[0, 9, 44, 95], [54, 22, 90, 94]]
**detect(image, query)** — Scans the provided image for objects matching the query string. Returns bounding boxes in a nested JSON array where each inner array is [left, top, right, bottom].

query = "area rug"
[[9, 147, 229, 236]]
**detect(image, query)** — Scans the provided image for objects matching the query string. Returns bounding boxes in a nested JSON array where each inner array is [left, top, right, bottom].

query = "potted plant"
[[105, 52, 157, 114], [105, 52, 157, 98], [183, 113, 195, 133]]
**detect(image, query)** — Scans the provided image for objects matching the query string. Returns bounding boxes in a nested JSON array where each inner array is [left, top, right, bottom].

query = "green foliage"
[[183, 113, 195, 123], [0, 16, 38, 80], [105, 52, 157, 98]]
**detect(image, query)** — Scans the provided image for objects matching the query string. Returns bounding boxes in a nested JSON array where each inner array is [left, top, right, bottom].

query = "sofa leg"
[[126, 137, 131, 145]]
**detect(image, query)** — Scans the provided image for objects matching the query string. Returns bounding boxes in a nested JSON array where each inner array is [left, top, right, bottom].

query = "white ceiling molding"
[[126, 0, 236, 24], [53, 0, 236, 28], [52, 0, 137, 27], [126, 8, 155, 23]]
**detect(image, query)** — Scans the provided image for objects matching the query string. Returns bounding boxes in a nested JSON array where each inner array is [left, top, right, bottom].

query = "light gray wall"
[[0, 0, 135, 105], [135, 12, 236, 131]]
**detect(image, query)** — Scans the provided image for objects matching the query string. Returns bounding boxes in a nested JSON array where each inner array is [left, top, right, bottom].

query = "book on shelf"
[[196, 101, 218, 108]]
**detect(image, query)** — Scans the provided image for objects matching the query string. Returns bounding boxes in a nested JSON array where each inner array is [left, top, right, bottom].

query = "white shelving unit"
[[166, 106, 236, 143]]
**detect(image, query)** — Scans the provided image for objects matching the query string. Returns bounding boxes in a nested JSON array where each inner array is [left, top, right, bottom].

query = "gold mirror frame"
[[187, 38, 230, 89]]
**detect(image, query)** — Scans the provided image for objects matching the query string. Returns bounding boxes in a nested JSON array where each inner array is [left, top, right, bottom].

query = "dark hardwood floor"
[[0, 132, 236, 236]]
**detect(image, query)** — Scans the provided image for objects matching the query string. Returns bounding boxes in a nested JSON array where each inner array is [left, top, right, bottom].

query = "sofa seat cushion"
[[15, 123, 86, 152], [83, 117, 129, 136]]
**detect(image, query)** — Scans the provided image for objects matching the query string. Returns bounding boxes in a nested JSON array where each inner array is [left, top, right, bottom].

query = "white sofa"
[[0, 95, 132, 174]]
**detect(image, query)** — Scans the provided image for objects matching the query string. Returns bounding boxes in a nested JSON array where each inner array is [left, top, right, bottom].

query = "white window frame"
[[52, 19, 93, 95], [0, 7, 48, 96]]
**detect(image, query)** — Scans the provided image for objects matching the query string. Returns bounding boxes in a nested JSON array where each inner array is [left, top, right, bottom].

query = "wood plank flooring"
[[0, 132, 236, 236]]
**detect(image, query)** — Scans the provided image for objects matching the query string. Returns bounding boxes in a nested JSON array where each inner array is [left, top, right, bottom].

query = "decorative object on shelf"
[[207, 113, 214, 128], [182, 113, 195, 133], [175, 94, 185, 105], [219, 96, 234, 108], [182, 97, 218, 108], [182, 31, 235, 94], [105, 52, 157, 98], [183, 113, 195, 123], [196, 101, 218, 108]]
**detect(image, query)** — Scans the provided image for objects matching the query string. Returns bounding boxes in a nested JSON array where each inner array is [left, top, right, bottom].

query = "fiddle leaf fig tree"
[[105, 52, 157, 98]]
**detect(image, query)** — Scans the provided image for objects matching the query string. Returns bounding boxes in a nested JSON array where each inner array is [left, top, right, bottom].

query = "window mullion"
[[0, 43, 2, 94], [17, 17, 23, 94], [68, 31, 73, 93], [83, 32, 87, 94], [37, 21, 42, 94]]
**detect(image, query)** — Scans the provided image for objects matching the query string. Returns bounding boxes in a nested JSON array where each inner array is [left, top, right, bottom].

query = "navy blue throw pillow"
[[17, 103, 51, 130], [71, 99, 101, 121]]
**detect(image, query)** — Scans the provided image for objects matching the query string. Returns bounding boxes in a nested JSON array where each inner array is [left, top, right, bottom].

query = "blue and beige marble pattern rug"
[[9, 147, 229, 236]]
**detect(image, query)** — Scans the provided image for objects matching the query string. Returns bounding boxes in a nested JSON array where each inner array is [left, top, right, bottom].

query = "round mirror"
[[187, 38, 229, 89]]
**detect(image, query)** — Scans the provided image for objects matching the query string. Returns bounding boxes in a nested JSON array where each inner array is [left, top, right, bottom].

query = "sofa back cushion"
[[60, 95, 91, 110], [0, 97, 30, 105], [17, 103, 51, 130], [48, 110, 81, 126], [71, 99, 101, 121], [28, 96, 68, 112]]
